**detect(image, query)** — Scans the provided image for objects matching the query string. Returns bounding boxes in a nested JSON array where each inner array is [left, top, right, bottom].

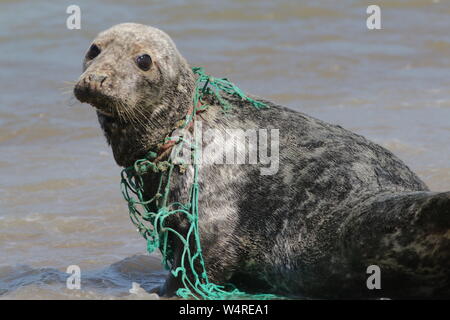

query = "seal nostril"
[[99, 75, 107, 87], [89, 74, 107, 85]]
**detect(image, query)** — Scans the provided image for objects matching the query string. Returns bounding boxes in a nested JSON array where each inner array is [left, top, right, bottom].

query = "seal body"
[[160, 97, 449, 299], [74, 23, 450, 299]]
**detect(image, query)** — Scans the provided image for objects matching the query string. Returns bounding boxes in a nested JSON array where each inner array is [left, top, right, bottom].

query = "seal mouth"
[[95, 108, 114, 117]]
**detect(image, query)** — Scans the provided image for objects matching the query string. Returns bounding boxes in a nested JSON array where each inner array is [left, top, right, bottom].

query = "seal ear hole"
[[86, 44, 101, 60], [136, 54, 152, 71]]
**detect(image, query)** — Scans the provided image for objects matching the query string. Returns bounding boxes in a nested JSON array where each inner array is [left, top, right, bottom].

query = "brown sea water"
[[0, 0, 449, 299]]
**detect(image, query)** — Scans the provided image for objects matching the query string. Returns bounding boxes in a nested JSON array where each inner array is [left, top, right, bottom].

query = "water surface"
[[1, 0, 449, 299]]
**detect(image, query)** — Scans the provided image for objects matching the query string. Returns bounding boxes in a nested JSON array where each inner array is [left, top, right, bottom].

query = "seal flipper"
[[337, 191, 450, 298]]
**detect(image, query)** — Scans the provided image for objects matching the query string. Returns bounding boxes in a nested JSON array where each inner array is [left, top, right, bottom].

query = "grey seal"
[[74, 23, 449, 299]]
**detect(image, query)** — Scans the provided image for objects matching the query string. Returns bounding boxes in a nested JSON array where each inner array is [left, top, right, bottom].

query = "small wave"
[[0, 255, 166, 299]]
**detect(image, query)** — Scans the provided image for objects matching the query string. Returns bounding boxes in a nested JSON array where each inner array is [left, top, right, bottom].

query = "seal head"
[[74, 23, 195, 166]]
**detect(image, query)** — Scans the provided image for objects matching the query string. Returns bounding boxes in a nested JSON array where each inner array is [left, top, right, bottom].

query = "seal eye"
[[87, 44, 101, 60], [136, 54, 152, 71]]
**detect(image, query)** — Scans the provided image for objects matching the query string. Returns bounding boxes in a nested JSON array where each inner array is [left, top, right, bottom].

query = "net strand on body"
[[120, 67, 275, 300]]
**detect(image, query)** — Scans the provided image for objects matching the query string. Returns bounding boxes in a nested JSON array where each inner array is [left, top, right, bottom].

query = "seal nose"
[[73, 73, 108, 103]]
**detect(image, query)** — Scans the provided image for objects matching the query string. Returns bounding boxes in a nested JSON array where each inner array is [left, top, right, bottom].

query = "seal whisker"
[[122, 102, 146, 129], [115, 101, 129, 124], [132, 101, 159, 130]]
